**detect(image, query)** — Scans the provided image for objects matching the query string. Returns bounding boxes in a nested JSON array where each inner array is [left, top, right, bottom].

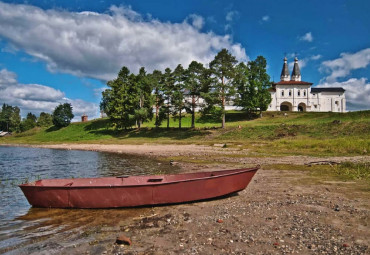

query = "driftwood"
[[133, 214, 158, 221], [304, 161, 340, 166]]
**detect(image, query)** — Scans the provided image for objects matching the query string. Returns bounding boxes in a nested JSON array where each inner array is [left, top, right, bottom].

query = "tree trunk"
[[191, 95, 195, 128], [167, 102, 170, 129], [155, 98, 159, 128], [221, 77, 225, 129], [179, 110, 182, 129], [138, 97, 142, 129]]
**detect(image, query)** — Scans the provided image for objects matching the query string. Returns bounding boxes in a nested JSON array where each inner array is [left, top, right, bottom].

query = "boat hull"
[[19, 167, 258, 208]]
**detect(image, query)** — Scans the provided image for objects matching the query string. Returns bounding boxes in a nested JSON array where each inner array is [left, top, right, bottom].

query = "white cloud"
[[299, 32, 313, 42], [310, 54, 322, 60], [261, 15, 270, 22], [0, 2, 247, 81], [0, 68, 99, 119], [318, 78, 370, 111], [226, 11, 239, 22], [320, 48, 370, 82], [186, 14, 205, 30], [0, 68, 17, 86]]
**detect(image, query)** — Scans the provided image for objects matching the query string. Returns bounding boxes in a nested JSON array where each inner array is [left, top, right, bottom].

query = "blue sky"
[[0, 0, 369, 119]]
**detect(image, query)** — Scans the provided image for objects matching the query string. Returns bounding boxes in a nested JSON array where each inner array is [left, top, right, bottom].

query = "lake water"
[[0, 146, 178, 253]]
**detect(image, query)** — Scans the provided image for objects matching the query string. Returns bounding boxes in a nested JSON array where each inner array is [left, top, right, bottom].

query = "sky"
[[0, 0, 369, 120]]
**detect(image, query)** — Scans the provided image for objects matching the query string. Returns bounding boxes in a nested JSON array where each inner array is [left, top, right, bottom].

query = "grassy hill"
[[1, 110, 369, 157]]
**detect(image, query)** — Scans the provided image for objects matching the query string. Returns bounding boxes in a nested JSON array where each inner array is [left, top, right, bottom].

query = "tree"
[[207, 48, 238, 128], [37, 112, 53, 127], [235, 56, 271, 116], [184, 61, 206, 128], [0, 104, 21, 132], [0, 104, 12, 131], [52, 103, 74, 127], [161, 68, 175, 129], [21, 112, 37, 132], [9, 106, 21, 132], [172, 64, 186, 129], [149, 70, 164, 128], [101, 66, 144, 129], [134, 67, 154, 129]]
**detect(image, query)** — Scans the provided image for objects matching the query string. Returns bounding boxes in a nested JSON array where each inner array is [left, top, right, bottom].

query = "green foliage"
[[150, 70, 164, 128], [235, 56, 272, 114], [102, 67, 138, 129], [136, 67, 154, 128], [206, 48, 238, 128], [37, 112, 53, 127], [162, 67, 175, 129], [0, 104, 21, 132], [20, 112, 37, 132], [172, 64, 186, 129], [335, 162, 370, 180], [184, 61, 207, 128], [52, 103, 74, 127]]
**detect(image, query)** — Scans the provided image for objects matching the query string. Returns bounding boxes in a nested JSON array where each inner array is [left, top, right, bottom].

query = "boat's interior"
[[23, 168, 255, 187]]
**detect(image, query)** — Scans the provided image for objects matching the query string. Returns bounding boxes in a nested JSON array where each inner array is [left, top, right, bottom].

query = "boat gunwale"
[[19, 167, 259, 189]]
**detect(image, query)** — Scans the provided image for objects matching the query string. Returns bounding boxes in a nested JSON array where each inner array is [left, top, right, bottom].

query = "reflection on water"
[[0, 146, 179, 253]]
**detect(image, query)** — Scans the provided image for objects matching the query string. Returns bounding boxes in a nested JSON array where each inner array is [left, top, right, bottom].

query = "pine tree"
[[172, 64, 186, 129], [208, 48, 238, 128], [135, 67, 154, 129], [102, 66, 139, 129], [149, 70, 164, 128], [161, 68, 175, 129], [184, 61, 206, 128]]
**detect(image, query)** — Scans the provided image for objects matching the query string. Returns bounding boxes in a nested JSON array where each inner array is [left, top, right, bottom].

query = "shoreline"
[[1, 143, 369, 166]]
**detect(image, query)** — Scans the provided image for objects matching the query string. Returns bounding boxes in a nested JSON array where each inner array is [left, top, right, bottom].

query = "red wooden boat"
[[19, 167, 259, 208]]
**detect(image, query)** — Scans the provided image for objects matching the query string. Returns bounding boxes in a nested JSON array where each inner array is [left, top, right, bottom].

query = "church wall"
[[309, 92, 345, 112]]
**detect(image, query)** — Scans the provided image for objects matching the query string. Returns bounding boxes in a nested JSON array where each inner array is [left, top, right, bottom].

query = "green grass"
[[264, 162, 370, 181], [263, 162, 370, 194], [1, 110, 369, 156]]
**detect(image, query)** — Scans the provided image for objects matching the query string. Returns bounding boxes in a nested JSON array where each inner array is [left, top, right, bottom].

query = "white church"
[[267, 57, 346, 112]]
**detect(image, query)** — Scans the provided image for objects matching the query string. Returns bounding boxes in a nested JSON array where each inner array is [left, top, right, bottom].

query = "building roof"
[[280, 57, 290, 80], [273, 80, 313, 85], [311, 87, 345, 93], [291, 57, 301, 81]]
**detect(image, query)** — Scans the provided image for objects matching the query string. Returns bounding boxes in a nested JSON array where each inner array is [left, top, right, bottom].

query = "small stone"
[[273, 242, 279, 246], [216, 219, 223, 223], [343, 243, 350, 247], [116, 234, 132, 245]]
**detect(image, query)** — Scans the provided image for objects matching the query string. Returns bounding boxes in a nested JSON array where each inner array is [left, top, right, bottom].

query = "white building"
[[267, 57, 346, 112]]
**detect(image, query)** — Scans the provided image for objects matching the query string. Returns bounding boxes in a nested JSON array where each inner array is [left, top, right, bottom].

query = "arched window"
[[298, 90, 301, 96], [304, 90, 306, 96], [289, 90, 292, 96], [281, 90, 284, 96]]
